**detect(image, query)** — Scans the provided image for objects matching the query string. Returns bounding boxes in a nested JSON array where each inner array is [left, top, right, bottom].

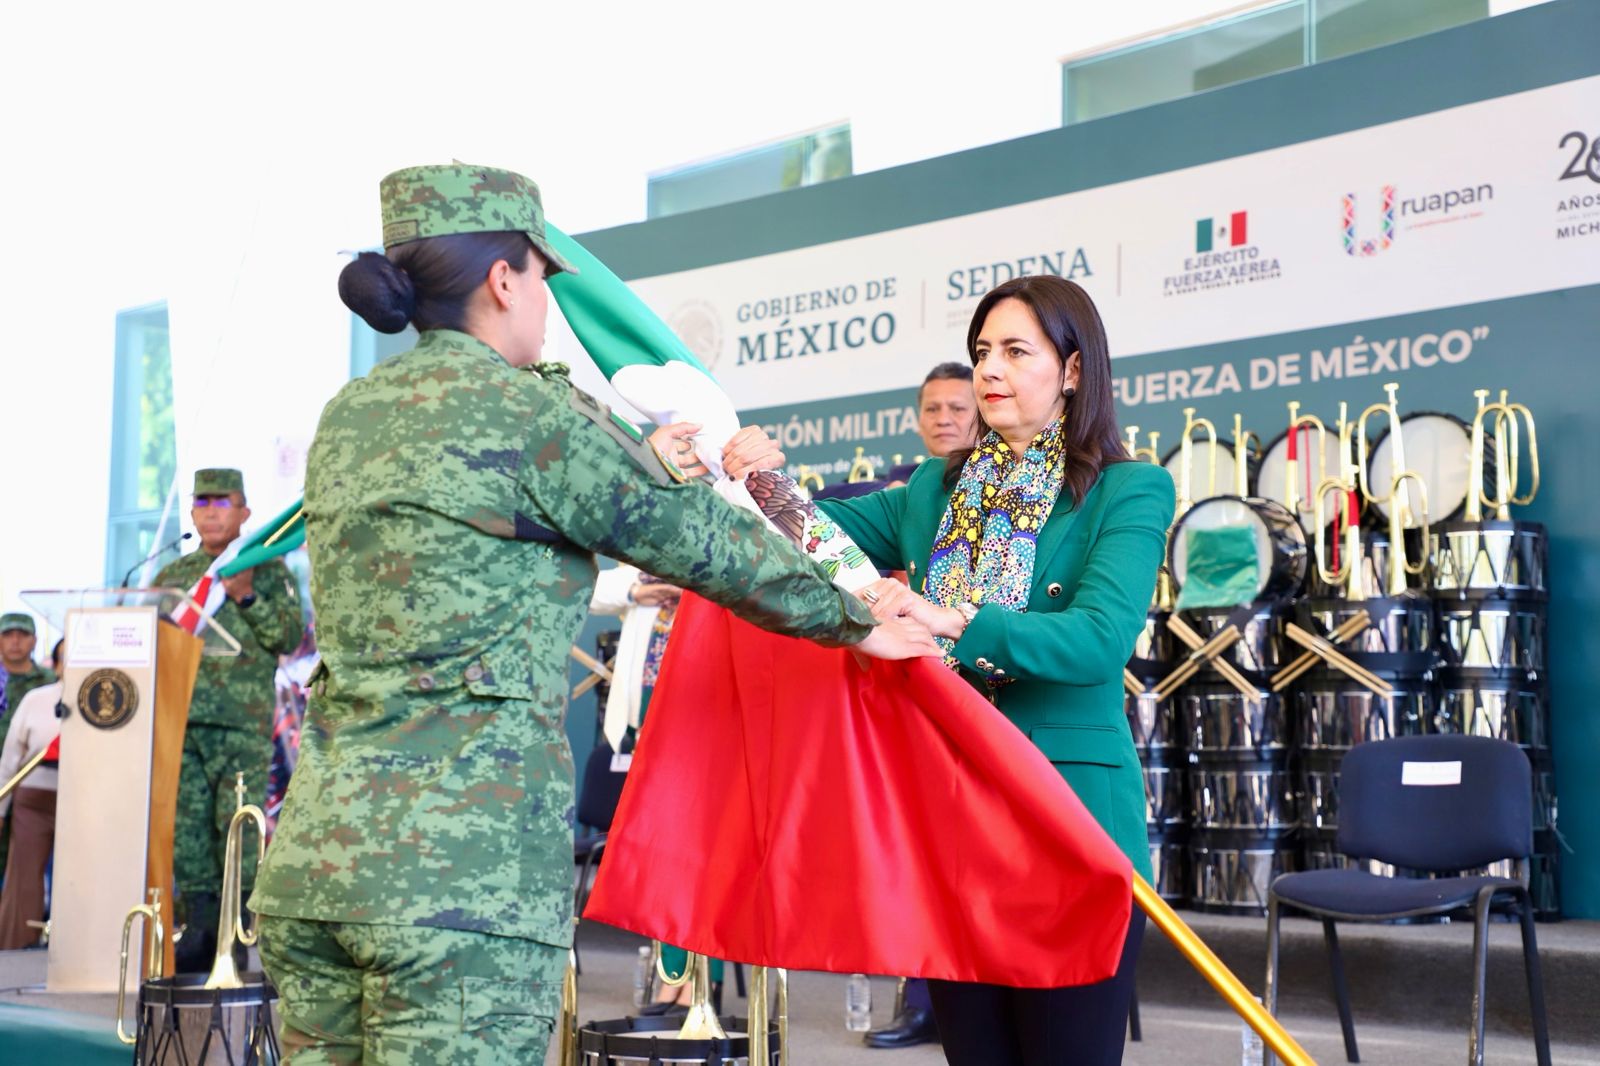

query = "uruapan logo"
[[1345, 182, 1495, 256], [1342, 186, 1396, 256], [1164, 209, 1280, 297]]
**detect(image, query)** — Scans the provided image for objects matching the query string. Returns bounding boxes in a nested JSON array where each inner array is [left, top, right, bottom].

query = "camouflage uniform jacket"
[[2, 665, 55, 727], [155, 549, 304, 735], [251, 329, 873, 946]]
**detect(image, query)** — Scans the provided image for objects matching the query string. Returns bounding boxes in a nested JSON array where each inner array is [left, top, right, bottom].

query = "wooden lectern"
[[20, 588, 240, 995]]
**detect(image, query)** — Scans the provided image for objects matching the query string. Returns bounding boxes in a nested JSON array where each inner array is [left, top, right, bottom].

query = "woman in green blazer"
[[817, 275, 1174, 1066]]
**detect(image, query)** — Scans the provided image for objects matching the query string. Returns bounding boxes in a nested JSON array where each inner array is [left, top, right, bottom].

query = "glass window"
[[1061, 0, 1492, 126], [648, 124, 853, 219], [1063, 3, 1306, 126], [1312, 0, 1486, 63], [105, 302, 177, 585]]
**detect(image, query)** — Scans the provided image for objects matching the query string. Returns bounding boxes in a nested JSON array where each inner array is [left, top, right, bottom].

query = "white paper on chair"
[[1401, 761, 1462, 786]]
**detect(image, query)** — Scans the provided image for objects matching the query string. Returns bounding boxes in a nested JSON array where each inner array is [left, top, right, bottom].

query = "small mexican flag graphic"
[[1196, 212, 1248, 252]]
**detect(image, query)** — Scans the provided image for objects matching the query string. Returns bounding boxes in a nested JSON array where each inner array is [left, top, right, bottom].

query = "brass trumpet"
[[1282, 400, 1329, 523], [1176, 407, 1219, 516], [1232, 414, 1261, 499], [1311, 402, 1369, 600], [846, 446, 876, 483], [1124, 426, 1161, 465], [1356, 382, 1431, 595], [1466, 388, 1540, 520], [116, 888, 165, 1045], [656, 948, 725, 1039], [557, 943, 579, 1066], [204, 773, 266, 990], [749, 965, 789, 1065]]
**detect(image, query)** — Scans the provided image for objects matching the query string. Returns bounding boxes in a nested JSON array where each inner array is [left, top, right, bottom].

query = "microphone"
[[121, 532, 193, 589]]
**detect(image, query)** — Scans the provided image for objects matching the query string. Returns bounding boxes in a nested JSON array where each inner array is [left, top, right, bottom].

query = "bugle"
[[656, 948, 725, 1039], [1356, 382, 1431, 595], [1311, 402, 1368, 600], [847, 447, 876, 483], [1466, 388, 1540, 520], [115, 888, 165, 1045], [1282, 400, 1328, 523], [204, 773, 266, 990], [1177, 407, 1219, 516], [1232, 414, 1261, 498]]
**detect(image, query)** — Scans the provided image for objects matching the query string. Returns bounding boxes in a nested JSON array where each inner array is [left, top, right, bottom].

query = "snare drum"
[[1299, 594, 1436, 659], [1140, 750, 1186, 829], [1148, 827, 1188, 905], [1431, 519, 1548, 599], [1254, 423, 1350, 534], [1126, 690, 1181, 754], [1170, 496, 1307, 607], [1365, 411, 1494, 528], [1296, 667, 1432, 752], [1434, 668, 1550, 750], [1436, 598, 1547, 673], [1162, 437, 1254, 504], [1186, 752, 1296, 831], [1178, 604, 1292, 677], [1180, 681, 1289, 752], [579, 1017, 780, 1065], [1300, 826, 1401, 878], [1188, 828, 1296, 916]]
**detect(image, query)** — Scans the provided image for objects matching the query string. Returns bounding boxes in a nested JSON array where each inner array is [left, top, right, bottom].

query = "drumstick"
[[1270, 610, 1372, 690], [1284, 624, 1392, 698], [1153, 625, 1241, 699], [1166, 615, 1261, 704], [1124, 667, 1144, 696]]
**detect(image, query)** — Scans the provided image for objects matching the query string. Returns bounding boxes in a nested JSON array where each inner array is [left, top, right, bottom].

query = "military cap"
[[0, 612, 35, 635], [194, 468, 245, 496], [379, 163, 576, 277]]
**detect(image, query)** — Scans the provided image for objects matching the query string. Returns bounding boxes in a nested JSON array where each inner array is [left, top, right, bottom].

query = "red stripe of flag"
[[1231, 211, 1248, 246]]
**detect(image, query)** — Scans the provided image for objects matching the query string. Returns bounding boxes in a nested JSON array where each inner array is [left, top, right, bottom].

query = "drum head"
[[1171, 497, 1274, 597], [1162, 439, 1242, 503], [1256, 424, 1349, 534], [1366, 412, 1479, 527]]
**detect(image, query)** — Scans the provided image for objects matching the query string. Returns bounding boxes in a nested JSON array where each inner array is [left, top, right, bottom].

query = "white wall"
[[0, 0, 1539, 625]]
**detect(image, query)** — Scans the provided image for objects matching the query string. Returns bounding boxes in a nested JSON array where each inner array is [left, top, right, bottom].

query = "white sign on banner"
[[67, 610, 156, 667]]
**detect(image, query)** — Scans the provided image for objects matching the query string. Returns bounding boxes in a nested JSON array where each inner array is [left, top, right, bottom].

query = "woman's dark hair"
[[51, 639, 64, 672], [944, 275, 1128, 505], [338, 231, 537, 334]]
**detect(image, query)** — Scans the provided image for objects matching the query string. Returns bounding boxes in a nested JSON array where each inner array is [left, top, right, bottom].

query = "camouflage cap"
[[194, 468, 244, 496], [379, 164, 576, 277], [0, 612, 35, 635]]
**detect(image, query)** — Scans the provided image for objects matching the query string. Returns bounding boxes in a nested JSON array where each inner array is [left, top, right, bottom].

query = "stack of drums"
[[1294, 592, 1438, 876], [1432, 518, 1559, 917], [1179, 605, 1297, 915], [1126, 609, 1185, 904]]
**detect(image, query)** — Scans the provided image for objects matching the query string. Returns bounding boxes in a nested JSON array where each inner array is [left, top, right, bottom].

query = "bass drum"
[[1253, 422, 1351, 534], [1169, 496, 1307, 606], [1365, 411, 1494, 528], [1162, 437, 1254, 505]]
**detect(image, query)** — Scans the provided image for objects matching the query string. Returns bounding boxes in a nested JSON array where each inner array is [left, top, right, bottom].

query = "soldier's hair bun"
[[339, 251, 416, 334]]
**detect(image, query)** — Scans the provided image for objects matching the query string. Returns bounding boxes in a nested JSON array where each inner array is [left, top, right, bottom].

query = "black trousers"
[[927, 912, 1144, 1066]]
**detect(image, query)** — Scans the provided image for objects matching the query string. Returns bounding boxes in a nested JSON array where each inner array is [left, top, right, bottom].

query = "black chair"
[[1264, 734, 1551, 1066], [572, 739, 631, 970]]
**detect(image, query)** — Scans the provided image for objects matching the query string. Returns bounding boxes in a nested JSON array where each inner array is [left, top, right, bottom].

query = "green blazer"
[[818, 457, 1175, 880]]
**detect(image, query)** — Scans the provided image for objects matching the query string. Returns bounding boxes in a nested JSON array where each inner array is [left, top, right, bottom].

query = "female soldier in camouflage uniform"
[[249, 164, 935, 1064]]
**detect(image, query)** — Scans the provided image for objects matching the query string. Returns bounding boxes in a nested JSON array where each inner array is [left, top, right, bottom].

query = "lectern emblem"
[[78, 669, 138, 730]]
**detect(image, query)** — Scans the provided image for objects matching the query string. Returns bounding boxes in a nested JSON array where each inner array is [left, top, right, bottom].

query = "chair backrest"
[[576, 740, 630, 832], [1337, 734, 1531, 872]]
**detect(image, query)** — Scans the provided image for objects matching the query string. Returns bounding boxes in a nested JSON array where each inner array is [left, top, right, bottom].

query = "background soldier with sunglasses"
[[156, 467, 304, 970]]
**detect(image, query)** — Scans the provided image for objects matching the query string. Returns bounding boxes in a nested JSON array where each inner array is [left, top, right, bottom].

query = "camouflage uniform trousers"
[[175, 723, 273, 901], [258, 915, 565, 1065]]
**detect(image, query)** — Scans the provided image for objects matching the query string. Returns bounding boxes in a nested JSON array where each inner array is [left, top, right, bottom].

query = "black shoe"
[[864, 1008, 939, 1048]]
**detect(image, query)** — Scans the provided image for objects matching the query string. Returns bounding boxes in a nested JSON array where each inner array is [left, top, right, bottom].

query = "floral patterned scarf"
[[925, 419, 1066, 671]]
